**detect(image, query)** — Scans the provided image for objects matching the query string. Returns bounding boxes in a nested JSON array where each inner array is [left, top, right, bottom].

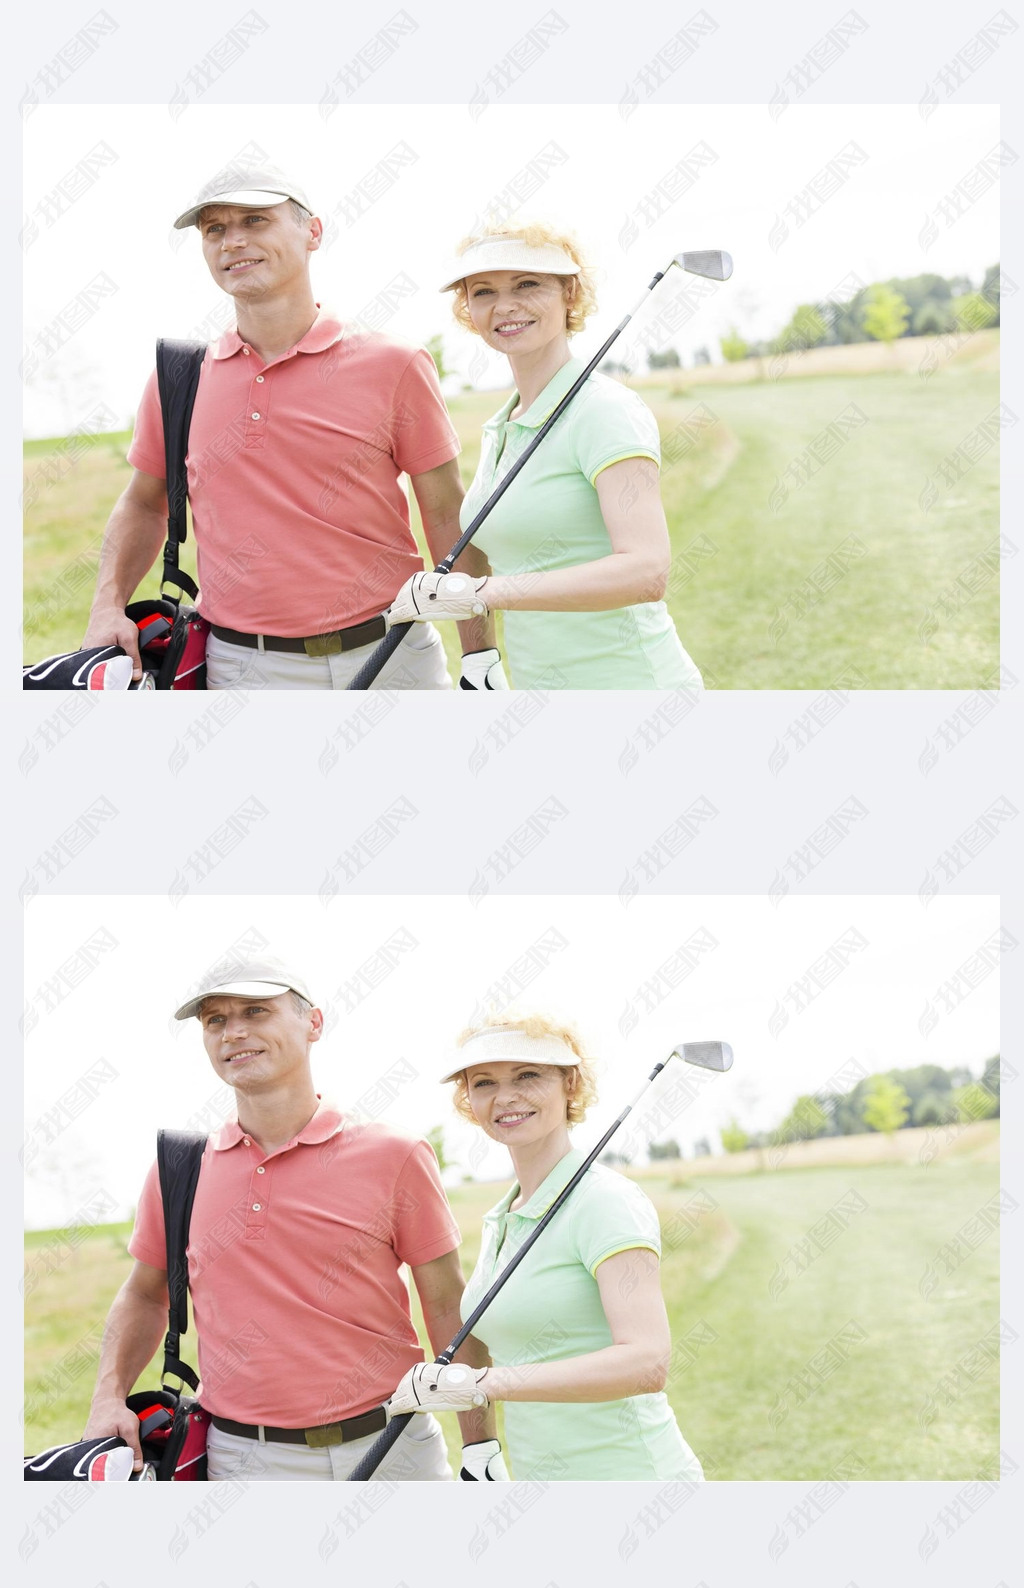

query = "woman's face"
[[464, 270, 572, 355], [463, 1060, 573, 1147]]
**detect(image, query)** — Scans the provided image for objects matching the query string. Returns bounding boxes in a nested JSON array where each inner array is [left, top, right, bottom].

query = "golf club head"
[[672, 1040, 734, 1072], [674, 250, 733, 281]]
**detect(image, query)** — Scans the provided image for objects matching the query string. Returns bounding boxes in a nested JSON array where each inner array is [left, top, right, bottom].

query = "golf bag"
[[24, 1129, 210, 1482], [135, 338, 210, 689]]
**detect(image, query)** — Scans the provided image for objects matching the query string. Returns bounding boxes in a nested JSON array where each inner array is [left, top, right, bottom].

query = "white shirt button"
[[252, 1203, 262, 1211], [255, 375, 265, 383], [251, 412, 261, 420], [256, 1166, 265, 1174], [243, 347, 250, 355], [243, 1137, 251, 1145]]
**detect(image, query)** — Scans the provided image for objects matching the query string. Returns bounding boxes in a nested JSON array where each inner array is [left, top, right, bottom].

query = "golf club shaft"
[[346, 272, 668, 690], [347, 1056, 671, 1479]]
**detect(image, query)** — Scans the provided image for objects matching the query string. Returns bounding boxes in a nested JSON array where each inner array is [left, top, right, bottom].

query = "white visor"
[[440, 1026, 578, 1082], [440, 237, 581, 292]]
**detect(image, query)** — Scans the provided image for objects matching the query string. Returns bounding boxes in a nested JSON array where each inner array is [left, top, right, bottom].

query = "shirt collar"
[[485, 356, 585, 432], [211, 1095, 345, 1151], [486, 1146, 587, 1223], [210, 303, 346, 361]]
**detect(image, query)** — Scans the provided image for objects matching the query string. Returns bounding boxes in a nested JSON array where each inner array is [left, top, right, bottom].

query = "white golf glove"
[[460, 1439, 510, 1481], [459, 648, 509, 690], [385, 571, 489, 625], [385, 1363, 490, 1416]]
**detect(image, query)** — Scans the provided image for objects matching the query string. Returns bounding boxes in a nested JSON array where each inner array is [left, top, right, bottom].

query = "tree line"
[[643, 265, 1002, 370], [645, 1056, 1001, 1160]]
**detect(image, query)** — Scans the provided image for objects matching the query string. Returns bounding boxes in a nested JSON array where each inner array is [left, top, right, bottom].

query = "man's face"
[[197, 202, 322, 303], [198, 991, 322, 1092]]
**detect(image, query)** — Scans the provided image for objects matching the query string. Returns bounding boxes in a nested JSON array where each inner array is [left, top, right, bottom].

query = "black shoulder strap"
[[156, 1128, 208, 1392], [155, 338, 207, 605]]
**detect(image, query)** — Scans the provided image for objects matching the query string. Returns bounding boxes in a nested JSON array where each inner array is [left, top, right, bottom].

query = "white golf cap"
[[174, 162, 313, 230], [174, 957, 315, 1021], [439, 1026, 579, 1083], [439, 236, 580, 292]]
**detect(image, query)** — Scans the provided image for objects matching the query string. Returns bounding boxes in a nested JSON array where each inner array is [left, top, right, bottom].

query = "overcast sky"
[[23, 893, 1000, 1227], [22, 102, 1001, 437]]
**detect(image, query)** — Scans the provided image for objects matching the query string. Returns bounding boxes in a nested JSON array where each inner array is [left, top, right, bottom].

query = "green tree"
[[862, 284, 911, 345], [647, 348, 681, 369], [981, 1055, 1001, 1113], [778, 1095, 828, 1142], [913, 1091, 956, 1127], [648, 1139, 682, 1159], [981, 263, 1002, 323], [951, 1083, 999, 1123], [426, 1124, 450, 1171], [720, 1120, 749, 1153], [425, 334, 450, 380], [778, 304, 827, 351], [913, 298, 955, 336], [720, 327, 748, 362], [951, 291, 998, 332], [861, 1074, 910, 1135]]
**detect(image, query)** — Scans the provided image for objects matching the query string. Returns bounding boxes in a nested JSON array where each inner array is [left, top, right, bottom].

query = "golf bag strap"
[[155, 338, 206, 604], [156, 1129, 208, 1393]]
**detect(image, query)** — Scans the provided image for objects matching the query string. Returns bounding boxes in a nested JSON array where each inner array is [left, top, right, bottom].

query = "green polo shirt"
[[463, 358, 704, 690], [461, 1148, 705, 1480]]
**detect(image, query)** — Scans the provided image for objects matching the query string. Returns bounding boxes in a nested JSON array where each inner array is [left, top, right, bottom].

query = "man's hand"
[[460, 1438, 510, 1480], [385, 1363, 490, 1417], [81, 609, 144, 682], [385, 572, 489, 626], [459, 648, 509, 690], [82, 1397, 145, 1472]]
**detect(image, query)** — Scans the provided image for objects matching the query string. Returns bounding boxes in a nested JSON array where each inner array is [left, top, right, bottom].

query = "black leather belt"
[[210, 617, 387, 656], [211, 1408, 388, 1447]]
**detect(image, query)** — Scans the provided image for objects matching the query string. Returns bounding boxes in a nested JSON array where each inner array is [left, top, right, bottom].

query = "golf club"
[[347, 1038, 733, 1480], [347, 250, 734, 689]]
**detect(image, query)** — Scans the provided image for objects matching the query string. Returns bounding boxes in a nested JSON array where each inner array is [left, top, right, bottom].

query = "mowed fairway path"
[[645, 1156, 1000, 1479], [640, 361, 1000, 689]]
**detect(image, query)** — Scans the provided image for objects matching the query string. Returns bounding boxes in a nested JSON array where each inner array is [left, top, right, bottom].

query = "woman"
[[386, 1015, 705, 1481], [383, 224, 705, 690]]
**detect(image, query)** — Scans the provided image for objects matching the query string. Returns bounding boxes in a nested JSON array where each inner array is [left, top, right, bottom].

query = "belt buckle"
[[304, 631, 343, 657], [305, 1422, 344, 1448]]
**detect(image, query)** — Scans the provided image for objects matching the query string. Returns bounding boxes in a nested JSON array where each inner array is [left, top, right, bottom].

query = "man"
[[82, 160, 505, 690], [83, 958, 508, 1481]]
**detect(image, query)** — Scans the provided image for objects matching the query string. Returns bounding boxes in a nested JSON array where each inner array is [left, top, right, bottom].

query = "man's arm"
[[82, 1258, 170, 1470], [408, 459, 496, 656], [409, 1248, 497, 1448], [82, 468, 170, 679]]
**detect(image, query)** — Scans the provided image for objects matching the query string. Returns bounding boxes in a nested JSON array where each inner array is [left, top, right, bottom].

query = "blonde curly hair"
[[449, 1009, 598, 1127], [448, 220, 598, 338]]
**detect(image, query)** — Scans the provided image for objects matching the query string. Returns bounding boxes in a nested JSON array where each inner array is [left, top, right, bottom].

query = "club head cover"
[[24, 1437, 135, 1481], [23, 647, 134, 691]]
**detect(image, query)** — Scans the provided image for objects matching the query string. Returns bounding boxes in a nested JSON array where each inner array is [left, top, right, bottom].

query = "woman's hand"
[[385, 1362, 490, 1416], [384, 571, 489, 626]]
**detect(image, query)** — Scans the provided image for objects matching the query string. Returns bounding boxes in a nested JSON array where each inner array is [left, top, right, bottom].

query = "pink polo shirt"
[[127, 307, 460, 635], [128, 1101, 461, 1426]]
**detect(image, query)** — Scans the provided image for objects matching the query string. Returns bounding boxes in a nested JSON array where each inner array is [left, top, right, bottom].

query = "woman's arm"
[[483, 1246, 671, 1403], [483, 457, 671, 613]]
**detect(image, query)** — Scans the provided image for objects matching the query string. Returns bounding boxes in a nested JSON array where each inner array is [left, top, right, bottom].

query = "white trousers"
[[206, 1414, 453, 1481], [205, 623, 451, 691]]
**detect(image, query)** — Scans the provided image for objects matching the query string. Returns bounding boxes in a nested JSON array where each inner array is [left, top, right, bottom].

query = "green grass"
[[22, 350, 999, 684], [24, 1154, 999, 1477]]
